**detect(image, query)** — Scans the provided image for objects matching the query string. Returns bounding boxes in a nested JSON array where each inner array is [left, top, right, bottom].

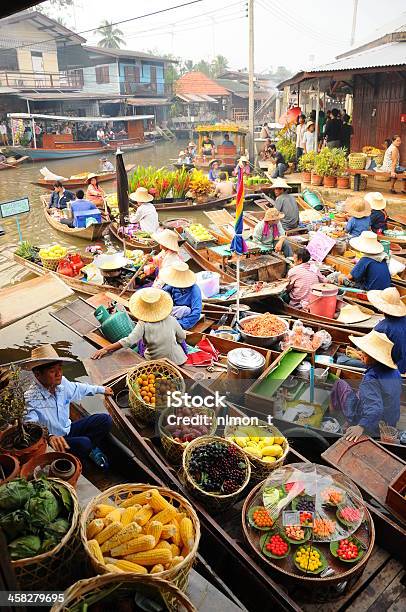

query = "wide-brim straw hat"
[[269, 177, 291, 190], [188, 142, 196, 147], [151, 229, 180, 252], [345, 197, 371, 218], [364, 192, 386, 211], [129, 187, 154, 203], [209, 159, 221, 167], [306, 121, 315, 129], [128, 288, 173, 322], [238, 156, 249, 164], [349, 330, 396, 369], [17, 344, 75, 371], [349, 231, 383, 254], [158, 261, 196, 288], [87, 173, 98, 182], [264, 207, 285, 223], [337, 304, 372, 324], [367, 287, 406, 317]]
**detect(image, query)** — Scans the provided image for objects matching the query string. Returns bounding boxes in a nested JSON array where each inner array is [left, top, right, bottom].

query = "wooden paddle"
[[119, 250, 156, 297]]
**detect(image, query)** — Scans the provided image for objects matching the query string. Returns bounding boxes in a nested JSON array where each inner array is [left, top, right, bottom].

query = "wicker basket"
[[51, 574, 197, 612], [158, 407, 217, 466], [40, 255, 66, 271], [80, 484, 200, 596], [127, 361, 185, 424], [348, 153, 367, 170], [371, 152, 384, 166], [224, 420, 289, 483], [182, 436, 251, 512], [350, 175, 367, 190], [374, 172, 390, 183], [12, 479, 80, 591]]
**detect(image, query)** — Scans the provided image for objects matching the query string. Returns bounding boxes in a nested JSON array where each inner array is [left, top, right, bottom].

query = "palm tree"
[[210, 55, 229, 78], [96, 20, 125, 49]]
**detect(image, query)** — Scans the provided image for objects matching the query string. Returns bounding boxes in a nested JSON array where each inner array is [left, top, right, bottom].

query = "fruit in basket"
[[163, 406, 214, 444], [188, 224, 214, 242], [188, 441, 247, 495], [313, 517, 336, 538], [227, 427, 286, 461], [266, 534, 288, 557], [251, 506, 274, 529], [137, 374, 178, 408], [39, 244, 67, 259], [295, 546, 322, 571]]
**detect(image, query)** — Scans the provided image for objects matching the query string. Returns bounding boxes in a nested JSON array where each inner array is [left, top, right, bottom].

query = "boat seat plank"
[[51, 297, 100, 335], [387, 583, 406, 612], [83, 349, 143, 385], [349, 559, 404, 612]]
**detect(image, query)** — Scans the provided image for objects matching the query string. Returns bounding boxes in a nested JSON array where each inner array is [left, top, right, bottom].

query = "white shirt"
[[133, 202, 159, 233], [101, 160, 114, 172], [0, 124, 7, 135], [97, 130, 105, 139], [303, 131, 316, 152], [296, 123, 306, 148]]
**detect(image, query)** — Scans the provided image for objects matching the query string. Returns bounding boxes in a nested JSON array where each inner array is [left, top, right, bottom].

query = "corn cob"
[[105, 563, 124, 573], [150, 564, 164, 574], [100, 522, 142, 553], [151, 505, 177, 526], [160, 524, 176, 539], [181, 545, 190, 558], [105, 508, 123, 524], [179, 517, 194, 550], [168, 555, 184, 569], [154, 540, 171, 551], [121, 505, 141, 527], [145, 521, 163, 544], [148, 489, 173, 513], [110, 534, 155, 558], [86, 518, 105, 540], [170, 520, 181, 547], [94, 503, 117, 518], [87, 539, 105, 565], [170, 543, 180, 557], [119, 491, 152, 508], [124, 548, 172, 567], [94, 521, 122, 545], [105, 558, 148, 574], [134, 504, 154, 527]]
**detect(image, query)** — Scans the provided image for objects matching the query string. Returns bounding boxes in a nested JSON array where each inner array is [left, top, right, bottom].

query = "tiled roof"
[[175, 72, 229, 96]]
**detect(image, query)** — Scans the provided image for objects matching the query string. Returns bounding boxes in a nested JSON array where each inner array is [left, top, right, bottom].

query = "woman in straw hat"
[[368, 287, 406, 373], [130, 187, 159, 234], [19, 344, 113, 467], [252, 207, 291, 256], [269, 178, 299, 231], [86, 174, 107, 218], [338, 231, 391, 291], [151, 228, 182, 287], [365, 192, 388, 234], [92, 287, 187, 365], [329, 330, 401, 441], [160, 262, 202, 330], [208, 159, 221, 182], [345, 196, 371, 238]]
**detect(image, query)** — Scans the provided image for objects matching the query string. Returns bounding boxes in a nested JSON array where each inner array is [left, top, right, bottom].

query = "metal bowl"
[[238, 314, 289, 348]]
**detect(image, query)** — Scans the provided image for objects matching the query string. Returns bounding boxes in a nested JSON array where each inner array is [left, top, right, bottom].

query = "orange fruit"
[[137, 377, 143, 385], [141, 374, 148, 381]]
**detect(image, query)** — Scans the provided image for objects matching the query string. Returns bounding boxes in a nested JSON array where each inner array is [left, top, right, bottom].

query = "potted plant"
[[312, 148, 335, 186], [298, 151, 316, 183], [0, 367, 47, 465], [188, 169, 214, 202], [0, 453, 20, 484], [276, 137, 296, 173], [328, 147, 350, 189]]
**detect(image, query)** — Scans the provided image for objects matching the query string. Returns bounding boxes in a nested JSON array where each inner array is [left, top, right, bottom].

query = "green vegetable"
[[0, 479, 34, 512], [50, 482, 72, 513], [45, 517, 70, 536], [15, 241, 36, 260], [0, 509, 30, 542], [41, 533, 60, 553], [8, 535, 41, 560], [26, 489, 60, 527]]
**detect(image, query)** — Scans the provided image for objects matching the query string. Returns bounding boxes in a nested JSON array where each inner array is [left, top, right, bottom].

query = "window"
[[124, 65, 140, 82], [69, 69, 84, 88], [0, 49, 18, 71], [95, 65, 110, 84]]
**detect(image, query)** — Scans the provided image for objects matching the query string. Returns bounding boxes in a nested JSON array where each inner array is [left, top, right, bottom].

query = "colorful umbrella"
[[230, 163, 248, 321]]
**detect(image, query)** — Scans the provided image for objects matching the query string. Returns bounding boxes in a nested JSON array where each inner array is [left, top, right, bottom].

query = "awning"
[[176, 93, 219, 103], [8, 112, 154, 122], [125, 98, 170, 106]]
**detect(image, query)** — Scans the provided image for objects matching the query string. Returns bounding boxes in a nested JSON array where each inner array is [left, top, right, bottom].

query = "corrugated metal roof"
[[308, 41, 405, 72], [176, 93, 218, 103]]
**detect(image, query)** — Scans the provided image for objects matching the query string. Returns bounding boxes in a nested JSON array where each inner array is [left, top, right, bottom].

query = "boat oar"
[[119, 250, 155, 296]]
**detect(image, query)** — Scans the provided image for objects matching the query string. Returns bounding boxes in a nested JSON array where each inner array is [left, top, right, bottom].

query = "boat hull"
[[9, 141, 154, 161], [41, 197, 109, 241], [35, 164, 136, 190]]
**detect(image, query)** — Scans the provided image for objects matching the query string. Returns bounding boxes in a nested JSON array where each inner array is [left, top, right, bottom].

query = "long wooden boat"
[[109, 222, 158, 252], [0, 155, 29, 170], [41, 196, 110, 242], [34, 164, 136, 190], [324, 253, 406, 291], [127, 194, 235, 214]]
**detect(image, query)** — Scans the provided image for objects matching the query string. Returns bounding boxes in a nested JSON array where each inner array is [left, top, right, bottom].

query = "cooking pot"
[[93, 252, 129, 271], [227, 348, 265, 381]]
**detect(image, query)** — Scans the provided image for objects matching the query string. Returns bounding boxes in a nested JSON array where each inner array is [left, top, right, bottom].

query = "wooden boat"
[[193, 124, 247, 172], [0, 155, 29, 170], [109, 223, 157, 253], [324, 253, 406, 291], [34, 164, 136, 190], [128, 194, 235, 214], [41, 196, 110, 241]]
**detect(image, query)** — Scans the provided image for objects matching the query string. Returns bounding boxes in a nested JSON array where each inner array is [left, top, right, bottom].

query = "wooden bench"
[[347, 168, 406, 191]]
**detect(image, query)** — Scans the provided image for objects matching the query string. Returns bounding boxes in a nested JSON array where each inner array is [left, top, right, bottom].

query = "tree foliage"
[[96, 20, 125, 49]]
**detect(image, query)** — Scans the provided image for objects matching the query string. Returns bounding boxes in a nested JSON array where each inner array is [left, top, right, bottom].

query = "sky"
[[41, 0, 405, 73]]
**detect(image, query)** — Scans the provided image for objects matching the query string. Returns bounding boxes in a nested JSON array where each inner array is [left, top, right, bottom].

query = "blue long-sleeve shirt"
[[346, 216, 371, 237], [25, 376, 105, 436], [163, 284, 202, 330], [351, 257, 391, 290], [375, 315, 406, 374]]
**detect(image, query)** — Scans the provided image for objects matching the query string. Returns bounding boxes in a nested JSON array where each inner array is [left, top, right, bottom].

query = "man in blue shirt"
[[159, 262, 202, 330], [368, 287, 406, 374], [22, 344, 113, 467], [49, 181, 75, 210], [222, 133, 234, 147], [339, 231, 391, 290], [70, 189, 99, 228]]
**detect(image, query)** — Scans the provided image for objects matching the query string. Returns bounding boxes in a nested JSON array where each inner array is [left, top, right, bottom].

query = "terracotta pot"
[[337, 176, 350, 189], [0, 423, 47, 465], [0, 454, 20, 484], [323, 175, 337, 188], [311, 173, 323, 186], [302, 171, 312, 183], [20, 451, 82, 488]]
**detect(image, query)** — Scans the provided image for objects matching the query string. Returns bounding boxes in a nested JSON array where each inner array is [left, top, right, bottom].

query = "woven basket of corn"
[[224, 420, 289, 483], [12, 479, 80, 591], [348, 153, 367, 170], [126, 361, 185, 424], [182, 436, 251, 512], [80, 484, 200, 600], [158, 407, 217, 466], [50, 573, 196, 612]]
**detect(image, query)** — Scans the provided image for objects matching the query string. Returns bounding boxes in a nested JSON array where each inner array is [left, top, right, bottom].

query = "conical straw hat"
[[364, 192, 386, 211], [151, 229, 180, 252], [18, 344, 75, 371], [158, 262, 196, 288], [345, 196, 371, 218], [129, 187, 154, 203], [264, 207, 284, 222], [269, 177, 291, 190], [337, 304, 372, 324], [129, 288, 173, 322], [349, 231, 383, 254], [367, 287, 406, 317], [349, 330, 396, 369]]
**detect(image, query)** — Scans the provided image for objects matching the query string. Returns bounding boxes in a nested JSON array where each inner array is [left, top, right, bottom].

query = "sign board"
[[306, 230, 336, 262], [0, 197, 30, 218]]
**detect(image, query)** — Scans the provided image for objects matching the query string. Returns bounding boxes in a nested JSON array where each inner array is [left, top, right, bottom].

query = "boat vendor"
[[49, 181, 76, 210], [91, 288, 187, 367], [222, 133, 234, 147], [338, 231, 391, 291], [365, 192, 388, 234], [252, 207, 291, 256], [233, 155, 250, 176], [21, 344, 113, 467], [86, 174, 107, 214], [329, 330, 401, 441], [129, 187, 159, 233], [151, 228, 183, 287], [214, 172, 234, 198], [268, 178, 299, 231], [202, 133, 215, 157], [100, 157, 114, 172], [345, 196, 371, 238], [368, 287, 406, 374], [208, 159, 221, 182], [159, 262, 202, 330], [67, 190, 100, 228], [285, 247, 326, 307], [187, 142, 197, 160], [381, 135, 406, 195]]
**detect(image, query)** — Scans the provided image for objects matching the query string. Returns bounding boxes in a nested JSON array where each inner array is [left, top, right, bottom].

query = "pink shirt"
[[287, 262, 325, 308]]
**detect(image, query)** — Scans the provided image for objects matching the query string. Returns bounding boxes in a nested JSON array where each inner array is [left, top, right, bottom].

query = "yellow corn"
[[173, 511, 186, 527], [150, 564, 164, 574], [100, 522, 142, 553], [120, 491, 152, 508], [181, 545, 190, 558], [94, 503, 117, 518], [95, 521, 122, 545], [152, 506, 177, 526], [170, 520, 181, 547], [105, 563, 124, 573], [124, 548, 172, 567], [105, 558, 148, 574], [161, 524, 176, 539], [87, 539, 105, 565], [149, 489, 173, 513], [105, 508, 123, 524], [179, 517, 194, 550], [134, 504, 154, 527], [168, 555, 184, 569], [110, 534, 155, 558], [121, 505, 141, 527], [154, 540, 171, 551], [170, 543, 180, 557], [86, 518, 105, 540], [145, 521, 163, 544]]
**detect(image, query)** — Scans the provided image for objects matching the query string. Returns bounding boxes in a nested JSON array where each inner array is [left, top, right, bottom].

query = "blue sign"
[[0, 197, 30, 218]]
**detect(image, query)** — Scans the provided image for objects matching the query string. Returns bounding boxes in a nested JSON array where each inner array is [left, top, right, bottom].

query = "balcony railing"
[[120, 81, 172, 96], [0, 70, 83, 90]]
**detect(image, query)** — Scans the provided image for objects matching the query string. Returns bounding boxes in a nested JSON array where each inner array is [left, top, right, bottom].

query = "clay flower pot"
[[0, 454, 20, 484], [20, 451, 82, 488], [311, 173, 323, 186], [302, 171, 312, 183], [323, 175, 337, 188], [0, 423, 47, 465], [337, 176, 350, 189]]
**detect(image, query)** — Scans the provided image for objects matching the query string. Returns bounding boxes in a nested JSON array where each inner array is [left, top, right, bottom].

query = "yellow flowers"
[[295, 546, 322, 572], [188, 170, 213, 198]]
